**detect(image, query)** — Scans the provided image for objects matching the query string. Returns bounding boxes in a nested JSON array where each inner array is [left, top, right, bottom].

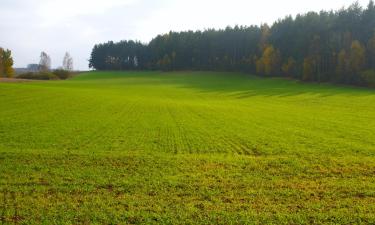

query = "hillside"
[[0, 71, 374, 224]]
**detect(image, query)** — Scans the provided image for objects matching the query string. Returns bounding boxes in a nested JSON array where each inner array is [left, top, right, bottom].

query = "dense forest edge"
[[89, 1, 375, 87]]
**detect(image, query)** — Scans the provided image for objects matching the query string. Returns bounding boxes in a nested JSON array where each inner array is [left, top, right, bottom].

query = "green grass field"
[[1, 71, 375, 224]]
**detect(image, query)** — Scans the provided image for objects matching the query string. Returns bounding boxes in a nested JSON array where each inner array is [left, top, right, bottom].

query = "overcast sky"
[[0, 0, 370, 70]]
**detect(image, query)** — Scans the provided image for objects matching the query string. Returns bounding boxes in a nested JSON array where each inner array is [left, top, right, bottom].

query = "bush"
[[17, 70, 73, 80], [360, 70, 375, 88], [17, 72, 59, 80], [53, 69, 71, 79]]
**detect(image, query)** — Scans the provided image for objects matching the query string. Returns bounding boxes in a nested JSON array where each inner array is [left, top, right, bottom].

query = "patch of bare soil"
[[0, 78, 35, 83]]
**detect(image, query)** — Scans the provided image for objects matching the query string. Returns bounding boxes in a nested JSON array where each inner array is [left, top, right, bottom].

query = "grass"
[[0, 71, 375, 224]]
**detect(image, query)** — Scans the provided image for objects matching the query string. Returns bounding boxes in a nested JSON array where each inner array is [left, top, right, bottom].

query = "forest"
[[89, 1, 375, 87]]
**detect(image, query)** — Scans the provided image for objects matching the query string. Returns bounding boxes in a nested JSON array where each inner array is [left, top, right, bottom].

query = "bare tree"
[[39, 52, 51, 71], [62, 52, 73, 71]]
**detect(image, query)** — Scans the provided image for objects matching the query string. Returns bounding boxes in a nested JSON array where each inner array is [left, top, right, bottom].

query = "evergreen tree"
[[303, 57, 315, 81], [367, 33, 375, 69], [88, 1, 375, 87]]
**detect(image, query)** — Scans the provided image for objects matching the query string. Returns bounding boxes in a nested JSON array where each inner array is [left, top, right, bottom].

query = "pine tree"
[[367, 33, 375, 69], [303, 57, 315, 81], [259, 24, 271, 53], [255, 57, 265, 75]]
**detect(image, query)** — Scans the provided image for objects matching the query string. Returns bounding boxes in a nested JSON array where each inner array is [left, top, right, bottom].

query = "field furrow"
[[1, 71, 374, 224]]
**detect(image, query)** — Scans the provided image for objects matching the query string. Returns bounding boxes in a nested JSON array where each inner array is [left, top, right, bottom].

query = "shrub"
[[53, 69, 71, 79], [360, 70, 375, 88], [17, 72, 59, 80]]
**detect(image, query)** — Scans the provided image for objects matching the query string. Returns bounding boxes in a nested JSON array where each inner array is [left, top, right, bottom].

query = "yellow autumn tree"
[[349, 40, 365, 75], [157, 54, 171, 71], [282, 57, 297, 77], [0, 47, 15, 78], [335, 40, 365, 83], [256, 45, 281, 76]]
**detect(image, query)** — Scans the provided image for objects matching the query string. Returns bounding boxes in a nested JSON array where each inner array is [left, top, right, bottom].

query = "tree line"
[[89, 1, 375, 87]]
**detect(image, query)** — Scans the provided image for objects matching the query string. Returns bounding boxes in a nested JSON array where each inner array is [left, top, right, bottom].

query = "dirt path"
[[0, 78, 35, 83]]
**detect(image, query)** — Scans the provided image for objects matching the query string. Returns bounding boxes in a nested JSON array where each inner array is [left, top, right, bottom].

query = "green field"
[[1, 71, 375, 224]]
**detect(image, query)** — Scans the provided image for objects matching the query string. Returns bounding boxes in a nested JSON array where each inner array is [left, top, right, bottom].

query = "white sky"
[[0, 0, 370, 70]]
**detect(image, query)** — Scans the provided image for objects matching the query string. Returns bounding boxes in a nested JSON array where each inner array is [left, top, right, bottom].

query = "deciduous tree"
[[349, 40, 366, 82], [282, 57, 297, 77], [336, 49, 349, 82], [259, 45, 281, 76], [63, 52, 74, 71], [39, 52, 51, 71], [0, 48, 15, 78], [0, 48, 3, 77]]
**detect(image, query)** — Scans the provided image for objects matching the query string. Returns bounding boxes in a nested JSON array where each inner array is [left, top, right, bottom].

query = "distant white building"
[[27, 64, 39, 72]]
